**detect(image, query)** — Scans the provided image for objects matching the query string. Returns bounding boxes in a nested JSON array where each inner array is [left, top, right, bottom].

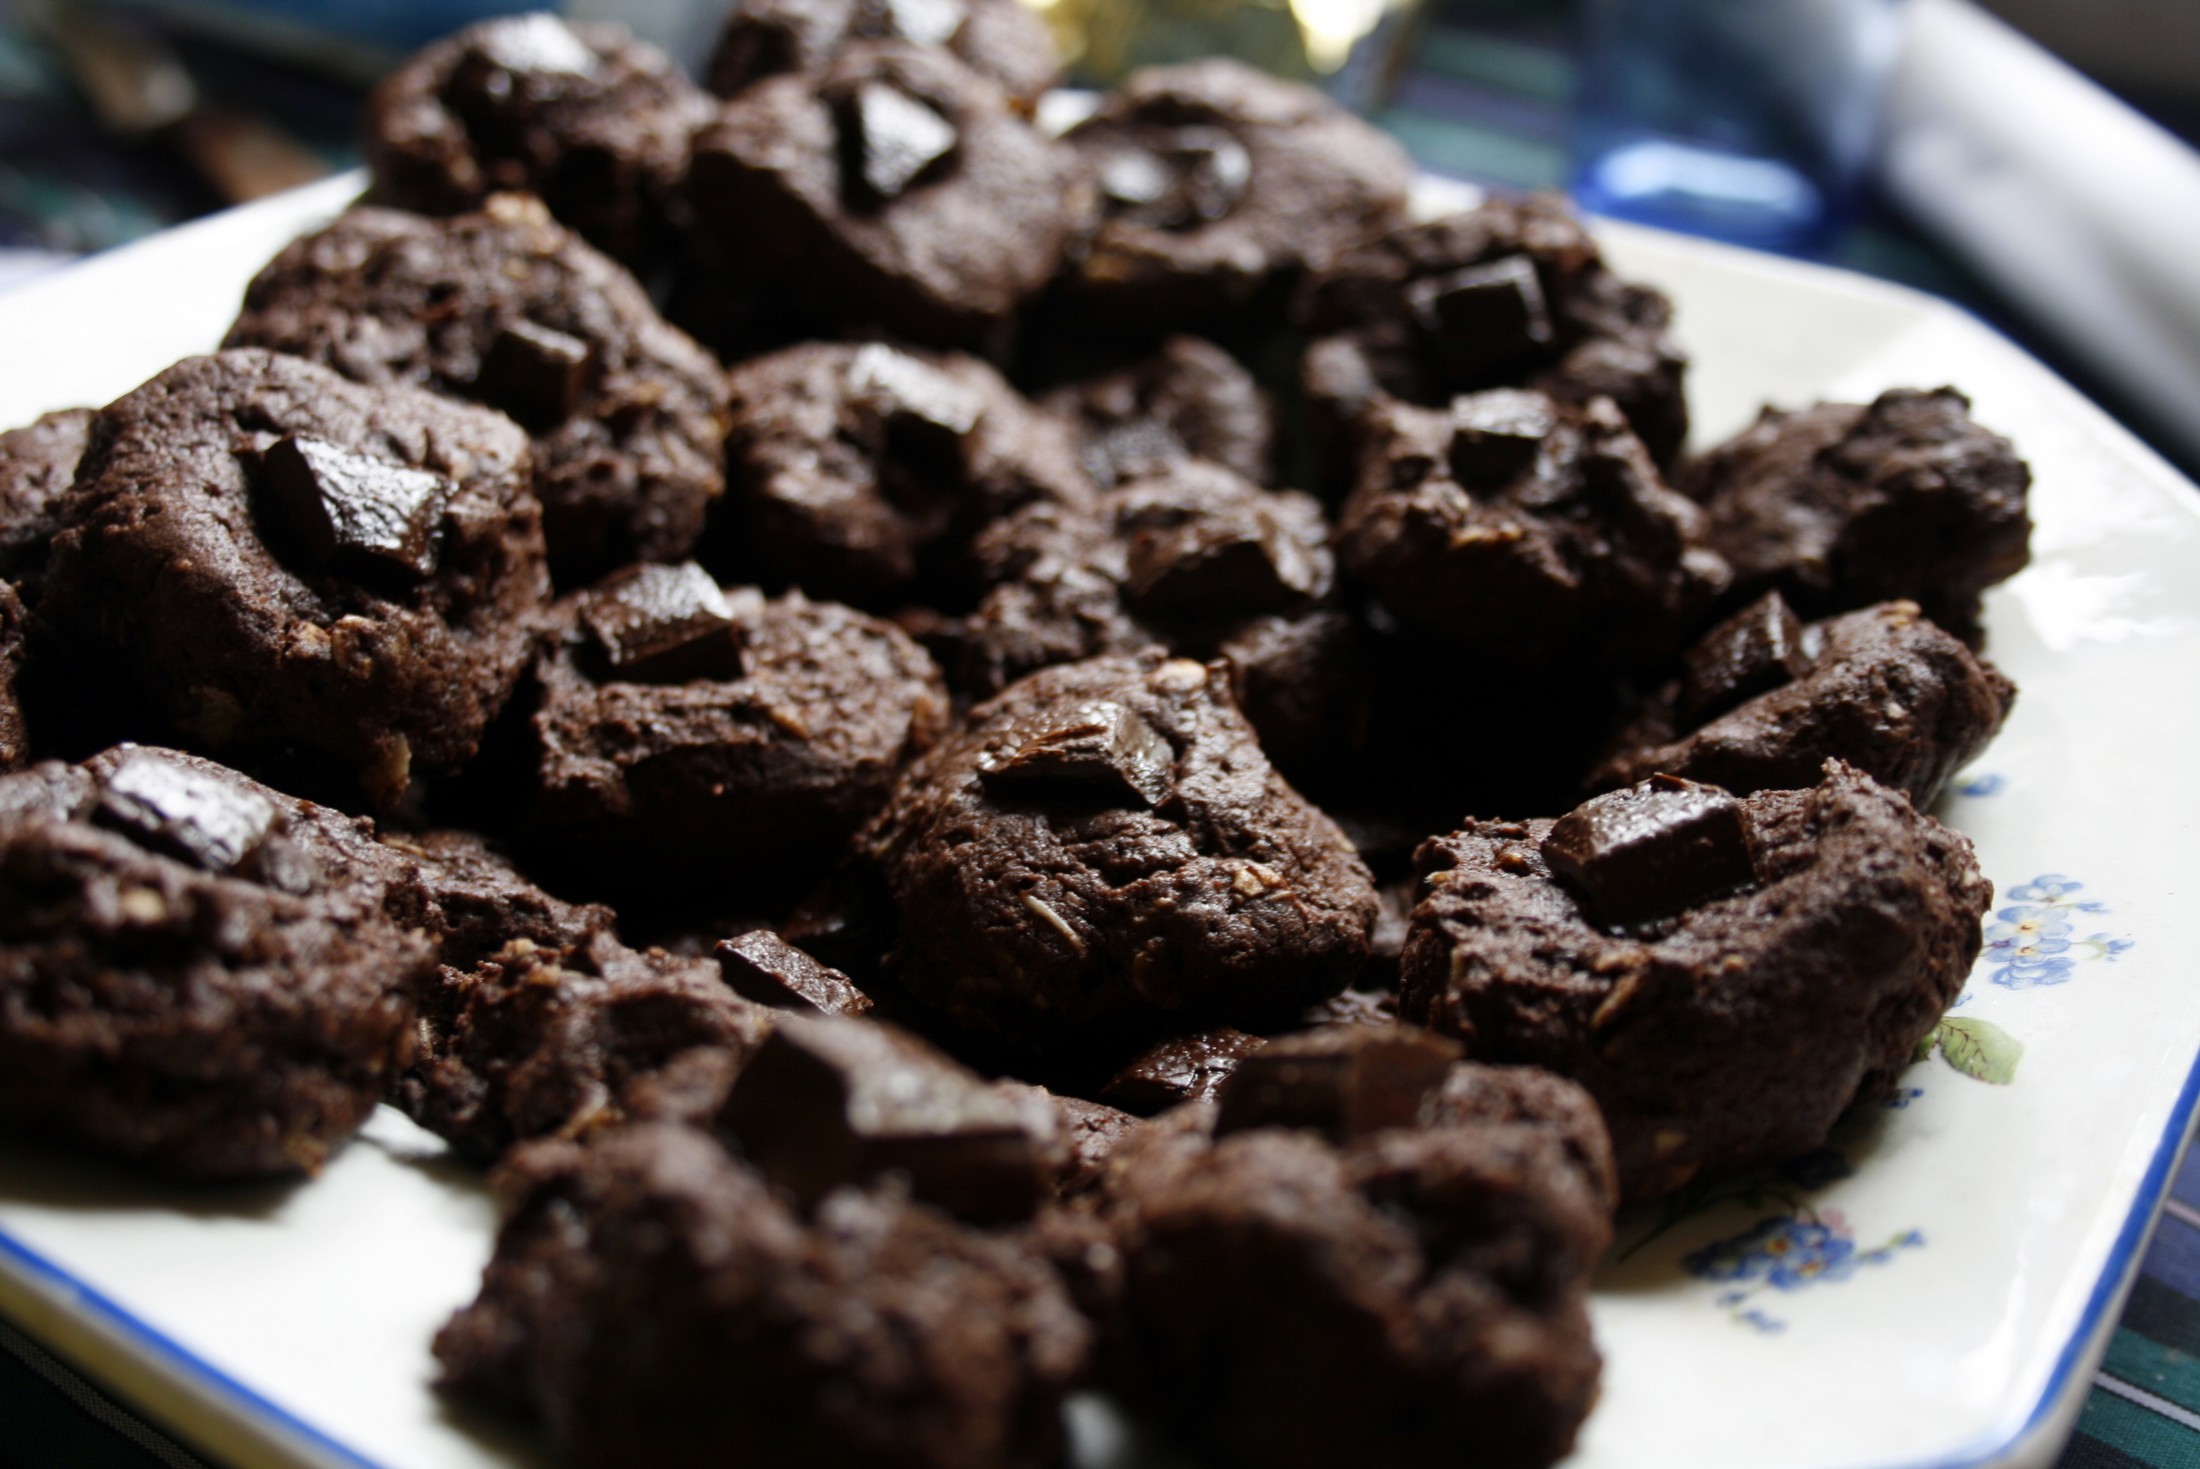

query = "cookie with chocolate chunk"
[[858, 650, 1377, 1057], [1590, 596, 2016, 807], [1400, 763, 1991, 1199], [379, 828, 614, 973], [1058, 60, 1412, 334], [0, 746, 427, 1177], [227, 198, 729, 586], [1039, 336, 1277, 488], [708, 0, 1060, 111], [1303, 193, 1689, 475], [517, 564, 947, 899], [1337, 389, 1727, 674], [0, 406, 92, 587], [435, 1123, 1091, 1469], [688, 41, 1093, 344], [1686, 387, 2032, 642], [41, 350, 549, 806], [719, 341, 1092, 607], [1101, 1049, 1612, 1469], [363, 15, 712, 263]]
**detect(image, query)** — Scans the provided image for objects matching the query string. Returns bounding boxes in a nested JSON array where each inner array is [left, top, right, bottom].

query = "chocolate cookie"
[[1100, 1043, 1613, 1469], [719, 341, 1093, 608], [1337, 389, 1727, 674], [1400, 764, 1991, 1199], [0, 406, 92, 586], [857, 650, 1377, 1057], [1302, 193, 1690, 475], [434, 1123, 1091, 1469], [42, 350, 550, 806], [1039, 335, 1277, 488], [517, 565, 948, 899], [227, 197, 729, 586], [687, 41, 1094, 344], [397, 930, 770, 1165], [378, 827, 615, 973], [363, 15, 712, 264], [0, 745, 428, 1176], [1057, 60, 1412, 333], [708, 0, 1060, 112], [1590, 596, 2016, 807], [0, 583, 24, 769], [1685, 388, 2032, 642]]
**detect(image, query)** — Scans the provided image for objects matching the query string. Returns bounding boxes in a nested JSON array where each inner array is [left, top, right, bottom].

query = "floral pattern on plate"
[[1983, 875, 2134, 990], [1685, 1212, 1925, 1333]]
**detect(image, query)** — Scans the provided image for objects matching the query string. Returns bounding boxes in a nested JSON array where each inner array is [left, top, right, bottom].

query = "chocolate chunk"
[[256, 435, 452, 579], [717, 1014, 1045, 1222], [1407, 255, 1554, 384], [856, 0, 969, 46], [1214, 1025, 1462, 1143], [1123, 510, 1321, 617], [1678, 590, 1815, 724], [847, 342, 985, 478], [1449, 388, 1557, 485], [1097, 126, 1251, 231], [975, 699, 1175, 808], [841, 82, 959, 203], [579, 562, 745, 684], [1540, 775, 1757, 927], [1098, 1028, 1267, 1116], [477, 319, 595, 429], [469, 12, 600, 77], [94, 748, 278, 873], [716, 931, 875, 1017]]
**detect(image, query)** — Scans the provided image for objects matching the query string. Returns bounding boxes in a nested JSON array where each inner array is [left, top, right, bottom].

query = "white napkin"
[[1881, 0, 2200, 467]]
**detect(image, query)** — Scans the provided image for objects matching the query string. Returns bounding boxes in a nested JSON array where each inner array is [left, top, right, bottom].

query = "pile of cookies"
[[0, 7, 2032, 1467]]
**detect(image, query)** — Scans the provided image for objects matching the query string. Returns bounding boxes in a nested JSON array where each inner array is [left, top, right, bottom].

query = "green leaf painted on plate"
[[1913, 1028, 1939, 1065], [1934, 1016, 2022, 1084]]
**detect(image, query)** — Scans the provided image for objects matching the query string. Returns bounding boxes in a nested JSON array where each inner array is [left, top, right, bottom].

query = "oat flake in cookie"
[[363, 15, 712, 264], [707, 0, 1061, 113], [1400, 763, 1991, 1200], [688, 40, 1093, 345], [858, 650, 1377, 1058], [42, 351, 549, 806], [226, 197, 730, 586], [0, 746, 428, 1177]]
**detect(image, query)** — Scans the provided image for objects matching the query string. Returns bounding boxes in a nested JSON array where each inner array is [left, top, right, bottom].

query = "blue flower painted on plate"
[[1684, 1210, 1923, 1331], [1953, 772, 2006, 798], [1983, 875, 2132, 990], [1886, 1087, 1924, 1110]]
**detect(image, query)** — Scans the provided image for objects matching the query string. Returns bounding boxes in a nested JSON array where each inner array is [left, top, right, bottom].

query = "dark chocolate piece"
[[1540, 775, 1757, 928], [1408, 255, 1555, 384], [476, 319, 595, 428], [470, 12, 599, 76], [258, 435, 453, 579], [94, 748, 278, 874], [578, 561, 744, 684], [1123, 502, 1322, 616], [843, 81, 960, 203], [1214, 1025, 1463, 1143], [975, 698, 1175, 808], [715, 931, 874, 1016], [1095, 125, 1252, 231], [1098, 1027, 1267, 1115], [1448, 387, 1556, 484], [1679, 590, 1813, 723], [718, 1013, 1047, 1222]]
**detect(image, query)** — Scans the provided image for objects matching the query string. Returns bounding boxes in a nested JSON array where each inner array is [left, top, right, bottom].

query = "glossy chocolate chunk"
[[847, 343, 985, 477], [841, 81, 959, 203], [94, 748, 278, 873], [1407, 254, 1554, 385], [1214, 1025, 1461, 1143], [579, 561, 745, 684], [717, 1013, 1046, 1222], [716, 931, 875, 1017], [477, 319, 595, 429], [1098, 1027, 1267, 1116], [1449, 388, 1557, 486], [975, 699, 1175, 808], [1123, 508, 1321, 617], [1540, 774, 1757, 927], [856, 0, 969, 46], [468, 12, 599, 77], [1678, 590, 1815, 724], [1096, 125, 1251, 232], [257, 435, 452, 578]]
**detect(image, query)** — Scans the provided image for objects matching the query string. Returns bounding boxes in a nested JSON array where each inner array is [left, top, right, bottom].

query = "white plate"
[[3, 172, 2199, 1469]]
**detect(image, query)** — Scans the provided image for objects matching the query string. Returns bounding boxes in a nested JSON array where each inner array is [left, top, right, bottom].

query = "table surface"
[[4, 4, 2199, 1468]]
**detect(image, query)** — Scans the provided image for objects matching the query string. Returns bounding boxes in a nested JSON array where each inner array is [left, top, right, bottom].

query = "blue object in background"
[[1570, 0, 1908, 253]]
